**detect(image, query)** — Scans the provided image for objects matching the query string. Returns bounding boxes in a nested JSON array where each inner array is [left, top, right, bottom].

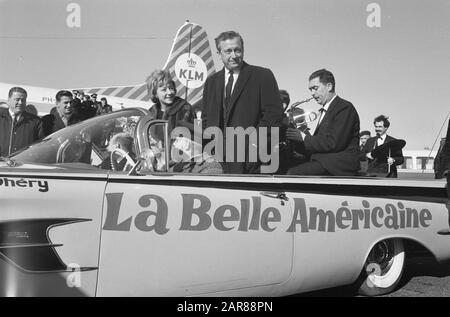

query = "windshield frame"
[[10, 108, 149, 168]]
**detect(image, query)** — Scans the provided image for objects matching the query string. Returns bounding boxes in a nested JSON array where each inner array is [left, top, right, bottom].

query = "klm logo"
[[178, 69, 204, 82], [175, 53, 208, 89]]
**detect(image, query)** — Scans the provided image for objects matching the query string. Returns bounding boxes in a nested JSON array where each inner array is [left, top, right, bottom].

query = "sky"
[[0, 0, 449, 150]]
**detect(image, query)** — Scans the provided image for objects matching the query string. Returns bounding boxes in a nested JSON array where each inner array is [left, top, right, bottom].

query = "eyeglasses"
[[220, 48, 243, 56]]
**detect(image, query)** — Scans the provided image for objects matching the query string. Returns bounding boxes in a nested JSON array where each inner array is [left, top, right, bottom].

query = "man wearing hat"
[[78, 93, 97, 120], [71, 90, 82, 118], [91, 93, 102, 116], [359, 130, 371, 151], [362, 115, 405, 178], [358, 130, 371, 174]]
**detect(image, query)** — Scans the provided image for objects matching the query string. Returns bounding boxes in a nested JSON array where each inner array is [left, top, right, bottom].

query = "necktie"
[[8, 114, 18, 156], [12, 114, 18, 127], [374, 135, 382, 149], [224, 70, 234, 111], [317, 108, 326, 125]]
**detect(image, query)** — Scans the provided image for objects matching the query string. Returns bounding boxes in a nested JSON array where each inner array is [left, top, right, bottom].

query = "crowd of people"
[[71, 90, 113, 120], [0, 88, 113, 157], [1, 29, 448, 178]]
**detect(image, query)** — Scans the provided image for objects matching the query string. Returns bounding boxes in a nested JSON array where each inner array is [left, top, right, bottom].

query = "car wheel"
[[357, 239, 405, 296]]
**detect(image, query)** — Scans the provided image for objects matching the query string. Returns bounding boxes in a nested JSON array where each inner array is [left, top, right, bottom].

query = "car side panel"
[[282, 191, 450, 295], [0, 171, 106, 296], [97, 175, 294, 296]]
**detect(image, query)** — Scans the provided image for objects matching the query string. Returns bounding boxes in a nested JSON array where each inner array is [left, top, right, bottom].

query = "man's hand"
[[286, 128, 304, 142], [387, 157, 395, 166], [297, 123, 309, 133], [366, 152, 374, 160]]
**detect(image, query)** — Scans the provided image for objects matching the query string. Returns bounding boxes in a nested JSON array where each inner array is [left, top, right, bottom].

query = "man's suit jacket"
[[442, 120, 450, 174], [303, 96, 360, 176], [0, 108, 44, 156], [362, 135, 405, 178], [202, 62, 284, 174], [42, 108, 81, 136]]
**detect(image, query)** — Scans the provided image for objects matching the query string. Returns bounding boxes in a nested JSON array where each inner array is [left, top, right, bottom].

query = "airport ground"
[[296, 255, 450, 297]]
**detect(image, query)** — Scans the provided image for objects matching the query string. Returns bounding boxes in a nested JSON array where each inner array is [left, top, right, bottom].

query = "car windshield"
[[11, 109, 147, 168]]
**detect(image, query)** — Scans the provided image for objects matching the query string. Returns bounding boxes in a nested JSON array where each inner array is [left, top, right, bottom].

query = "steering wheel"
[[110, 148, 135, 171]]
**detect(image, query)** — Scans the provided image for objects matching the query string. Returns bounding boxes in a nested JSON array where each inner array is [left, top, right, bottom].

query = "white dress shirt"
[[9, 109, 21, 124], [317, 94, 337, 125], [377, 133, 387, 146]]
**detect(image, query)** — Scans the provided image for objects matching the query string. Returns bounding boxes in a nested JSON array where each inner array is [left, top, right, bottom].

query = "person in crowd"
[[277, 89, 309, 174], [71, 90, 82, 117], [358, 130, 372, 174], [42, 90, 81, 136], [359, 130, 371, 150], [435, 136, 449, 179], [280, 89, 290, 110], [441, 121, 450, 179], [362, 115, 404, 178], [202, 30, 284, 174], [100, 97, 113, 114], [79, 94, 97, 120], [91, 93, 103, 116], [0, 87, 44, 156], [285, 69, 360, 176]]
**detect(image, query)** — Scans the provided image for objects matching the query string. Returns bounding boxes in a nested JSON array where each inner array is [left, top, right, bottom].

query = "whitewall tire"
[[357, 239, 405, 296]]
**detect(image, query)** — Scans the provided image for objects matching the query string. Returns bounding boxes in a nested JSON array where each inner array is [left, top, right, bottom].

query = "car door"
[[96, 119, 294, 296]]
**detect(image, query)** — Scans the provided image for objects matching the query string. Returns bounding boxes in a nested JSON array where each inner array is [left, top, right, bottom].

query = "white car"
[[0, 108, 449, 296]]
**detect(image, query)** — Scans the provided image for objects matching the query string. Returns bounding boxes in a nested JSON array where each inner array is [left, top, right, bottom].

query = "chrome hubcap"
[[366, 241, 395, 275]]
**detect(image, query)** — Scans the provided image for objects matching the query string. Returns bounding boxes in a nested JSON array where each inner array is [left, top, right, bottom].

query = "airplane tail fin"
[[76, 21, 216, 106]]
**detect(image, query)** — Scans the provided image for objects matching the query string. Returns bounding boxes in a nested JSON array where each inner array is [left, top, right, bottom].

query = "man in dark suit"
[[285, 69, 360, 176], [42, 90, 81, 136], [202, 31, 284, 174], [443, 122, 450, 198], [443, 120, 450, 177], [0, 87, 44, 157], [362, 115, 404, 178], [359, 130, 371, 173]]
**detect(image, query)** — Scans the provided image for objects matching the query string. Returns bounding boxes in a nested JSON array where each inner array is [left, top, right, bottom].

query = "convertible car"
[[0, 108, 449, 296]]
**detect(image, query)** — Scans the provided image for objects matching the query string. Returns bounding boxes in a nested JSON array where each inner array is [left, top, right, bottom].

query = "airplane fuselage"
[[0, 82, 150, 116]]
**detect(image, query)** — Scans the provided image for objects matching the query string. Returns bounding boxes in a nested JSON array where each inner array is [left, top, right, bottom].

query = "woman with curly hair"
[[146, 69, 195, 134]]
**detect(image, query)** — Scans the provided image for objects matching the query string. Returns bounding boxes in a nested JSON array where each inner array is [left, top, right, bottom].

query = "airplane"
[[0, 21, 216, 116]]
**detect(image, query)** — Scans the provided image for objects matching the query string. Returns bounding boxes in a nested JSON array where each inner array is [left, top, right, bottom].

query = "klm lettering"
[[178, 69, 204, 81]]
